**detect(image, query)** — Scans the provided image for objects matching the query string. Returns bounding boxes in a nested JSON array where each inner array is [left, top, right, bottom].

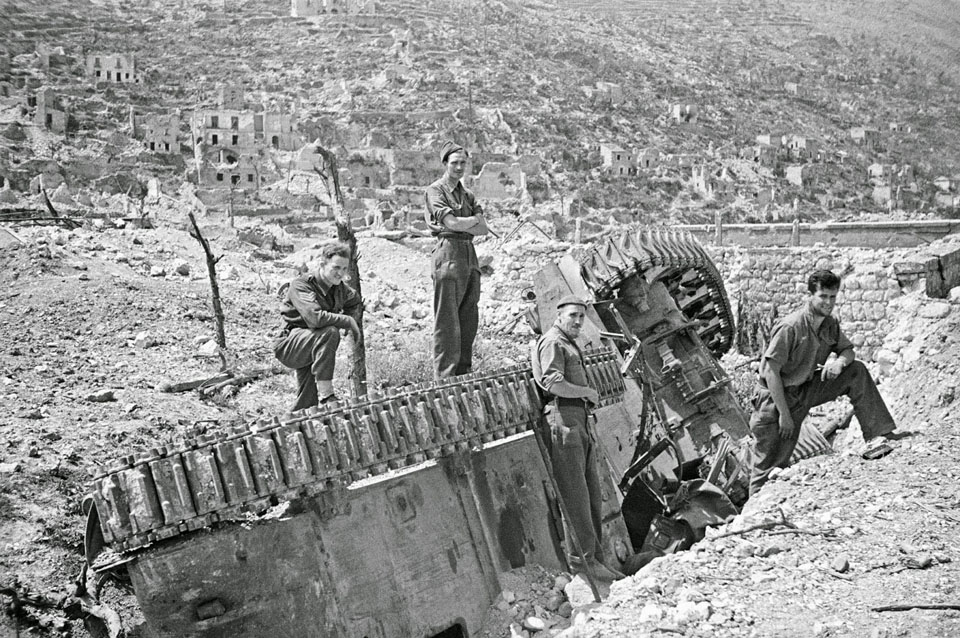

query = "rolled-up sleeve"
[[538, 340, 567, 392], [289, 279, 352, 330], [465, 190, 484, 217], [834, 325, 853, 354], [762, 322, 794, 369], [425, 184, 454, 227]]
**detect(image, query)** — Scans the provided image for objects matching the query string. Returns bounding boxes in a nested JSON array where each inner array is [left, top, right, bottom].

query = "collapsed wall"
[[708, 241, 960, 363]]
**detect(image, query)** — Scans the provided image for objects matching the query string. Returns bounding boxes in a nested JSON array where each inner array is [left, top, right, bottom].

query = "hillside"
[[2, 1, 960, 636], [2, 0, 960, 227]]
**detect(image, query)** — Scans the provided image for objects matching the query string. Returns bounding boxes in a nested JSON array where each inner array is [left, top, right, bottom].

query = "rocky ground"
[[553, 290, 960, 637], [1, 217, 959, 637]]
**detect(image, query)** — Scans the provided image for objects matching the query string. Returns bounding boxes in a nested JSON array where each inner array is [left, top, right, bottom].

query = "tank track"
[[91, 350, 625, 552], [578, 228, 734, 356]]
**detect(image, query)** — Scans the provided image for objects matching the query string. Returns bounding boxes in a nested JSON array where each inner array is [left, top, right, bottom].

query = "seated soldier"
[[749, 269, 903, 494], [274, 241, 361, 411]]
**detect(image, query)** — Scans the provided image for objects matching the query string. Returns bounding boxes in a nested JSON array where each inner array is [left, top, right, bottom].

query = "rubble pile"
[[550, 291, 960, 638], [479, 566, 577, 638]]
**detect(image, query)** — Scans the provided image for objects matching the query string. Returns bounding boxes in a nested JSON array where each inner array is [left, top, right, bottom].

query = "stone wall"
[[709, 246, 903, 361]]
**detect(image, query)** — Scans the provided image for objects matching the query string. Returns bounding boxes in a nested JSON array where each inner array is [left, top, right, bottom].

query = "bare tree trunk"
[[187, 209, 228, 370], [312, 146, 368, 397]]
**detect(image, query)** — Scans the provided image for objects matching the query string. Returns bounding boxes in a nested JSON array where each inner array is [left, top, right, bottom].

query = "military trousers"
[[432, 238, 480, 379], [749, 360, 895, 495], [546, 403, 604, 563], [273, 326, 340, 412]]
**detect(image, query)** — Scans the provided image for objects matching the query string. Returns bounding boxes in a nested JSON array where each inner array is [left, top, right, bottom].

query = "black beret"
[[557, 294, 587, 309], [440, 140, 466, 163]]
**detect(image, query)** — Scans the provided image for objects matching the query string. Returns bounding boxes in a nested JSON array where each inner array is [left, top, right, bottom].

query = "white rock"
[[919, 302, 951, 319], [637, 576, 660, 593], [750, 572, 777, 584], [638, 602, 663, 623], [133, 331, 155, 348], [197, 340, 220, 356], [672, 600, 710, 625], [149, 265, 166, 277], [522, 617, 545, 633]]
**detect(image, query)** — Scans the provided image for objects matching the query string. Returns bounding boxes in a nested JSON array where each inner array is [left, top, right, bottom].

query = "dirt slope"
[[560, 294, 960, 638]]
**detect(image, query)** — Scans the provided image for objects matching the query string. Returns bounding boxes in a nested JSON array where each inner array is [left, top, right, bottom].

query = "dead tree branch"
[[709, 508, 796, 540], [312, 146, 367, 397], [872, 603, 960, 613], [186, 209, 227, 370]]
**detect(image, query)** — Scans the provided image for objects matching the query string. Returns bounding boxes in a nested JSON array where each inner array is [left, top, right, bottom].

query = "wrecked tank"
[[83, 228, 752, 637]]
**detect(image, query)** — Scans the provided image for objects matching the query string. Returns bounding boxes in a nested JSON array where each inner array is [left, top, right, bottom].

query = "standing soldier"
[[274, 240, 361, 411], [534, 295, 624, 582], [425, 141, 489, 379]]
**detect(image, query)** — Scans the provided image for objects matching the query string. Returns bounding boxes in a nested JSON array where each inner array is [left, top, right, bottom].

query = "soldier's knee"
[[314, 325, 341, 345], [847, 359, 869, 376]]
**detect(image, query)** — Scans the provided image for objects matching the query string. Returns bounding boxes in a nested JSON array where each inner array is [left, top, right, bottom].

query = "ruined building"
[[599, 143, 636, 176], [133, 111, 181, 153], [218, 86, 244, 110], [196, 109, 298, 151], [291, 0, 376, 17], [202, 149, 260, 191], [85, 53, 139, 84], [35, 88, 68, 134]]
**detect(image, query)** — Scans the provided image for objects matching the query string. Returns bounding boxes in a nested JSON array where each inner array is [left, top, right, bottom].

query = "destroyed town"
[[2, 0, 960, 636]]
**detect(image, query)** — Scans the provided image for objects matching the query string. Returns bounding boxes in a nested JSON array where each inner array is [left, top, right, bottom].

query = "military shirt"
[[536, 323, 589, 394], [424, 177, 484, 241], [760, 302, 854, 388], [279, 272, 361, 332]]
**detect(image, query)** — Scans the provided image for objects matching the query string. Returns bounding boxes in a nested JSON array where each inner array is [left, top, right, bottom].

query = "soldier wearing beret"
[[424, 141, 489, 379], [533, 295, 624, 582]]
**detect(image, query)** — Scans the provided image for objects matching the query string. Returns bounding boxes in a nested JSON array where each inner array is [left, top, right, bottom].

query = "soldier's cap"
[[440, 140, 467, 163], [557, 294, 588, 309]]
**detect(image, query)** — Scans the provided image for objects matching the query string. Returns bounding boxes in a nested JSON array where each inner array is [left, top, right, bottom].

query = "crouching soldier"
[[274, 240, 361, 411]]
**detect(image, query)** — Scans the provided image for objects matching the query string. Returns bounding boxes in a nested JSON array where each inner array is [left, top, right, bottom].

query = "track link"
[[91, 350, 625, 551], [579, 228, 734, 356]]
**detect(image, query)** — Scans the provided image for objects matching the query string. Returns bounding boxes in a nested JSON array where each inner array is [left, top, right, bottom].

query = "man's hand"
[[820, 359, 845, 381], [583, 387, 600, 407], [343, 317, 361, 340], [778, 410, 796, 440]]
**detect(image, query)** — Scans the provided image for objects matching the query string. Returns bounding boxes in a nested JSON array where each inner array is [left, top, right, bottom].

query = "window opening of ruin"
[[247, 174, 254, 182], [211, 134, 219, 145], [232, 135, 238, 146], [211, 116, 219, 128], [231, 116, 238, 129], [216, 173, 224, 182], [231, 175, 240, 185], [427, 623, 466, 638], [95, 70, 101, 78], [94, 57, 101, 66], [271, 135, 279, 149]]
